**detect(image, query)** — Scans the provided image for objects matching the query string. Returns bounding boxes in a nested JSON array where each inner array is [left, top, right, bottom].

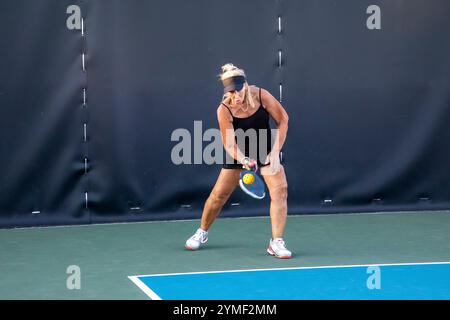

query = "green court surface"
[[1, 210, 450, 299]]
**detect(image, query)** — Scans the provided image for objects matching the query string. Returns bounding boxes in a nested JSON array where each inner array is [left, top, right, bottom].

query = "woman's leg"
[[200, 168, 241, 231], [261, 165, 291, 258], [261, 165, 288, 239]]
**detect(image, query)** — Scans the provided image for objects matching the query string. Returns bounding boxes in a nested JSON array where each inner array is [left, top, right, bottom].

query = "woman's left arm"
[[261, 88, 289, 154]]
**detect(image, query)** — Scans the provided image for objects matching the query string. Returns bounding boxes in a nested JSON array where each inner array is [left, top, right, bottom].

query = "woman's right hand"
[[241, 157, 258, 171]]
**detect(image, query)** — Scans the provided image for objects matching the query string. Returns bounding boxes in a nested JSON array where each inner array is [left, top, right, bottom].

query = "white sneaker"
[[185, 228, 208, 251], [267, 238, 292, 259]]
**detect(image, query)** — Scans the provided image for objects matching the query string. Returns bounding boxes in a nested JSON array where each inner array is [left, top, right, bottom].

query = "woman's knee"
[[209, 190, 230, 206], [269, 184, 288, 202]]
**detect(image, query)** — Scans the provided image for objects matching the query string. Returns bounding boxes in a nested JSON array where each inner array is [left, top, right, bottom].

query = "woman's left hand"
[[263, 150, 281, 175]]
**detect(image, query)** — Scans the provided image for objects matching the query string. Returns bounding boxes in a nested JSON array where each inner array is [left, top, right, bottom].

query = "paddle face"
[[239, 169, 266, 199]]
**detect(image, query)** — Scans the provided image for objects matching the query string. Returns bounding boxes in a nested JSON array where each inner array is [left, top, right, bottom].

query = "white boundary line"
[[129, 261, 450, 299], [128, 276, 162, 300], [5, 209, 450, 231], [131, 261, 450, 278]]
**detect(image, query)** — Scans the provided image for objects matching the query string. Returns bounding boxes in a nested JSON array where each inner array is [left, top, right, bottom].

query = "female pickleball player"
[[185, 63, 291, 258]]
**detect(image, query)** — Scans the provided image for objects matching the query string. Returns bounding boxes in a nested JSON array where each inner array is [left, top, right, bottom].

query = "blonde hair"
[[219, 63, 256, 110]]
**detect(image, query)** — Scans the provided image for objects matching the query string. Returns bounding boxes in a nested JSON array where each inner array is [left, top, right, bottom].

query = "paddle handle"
[[241, 157, 258, 173]]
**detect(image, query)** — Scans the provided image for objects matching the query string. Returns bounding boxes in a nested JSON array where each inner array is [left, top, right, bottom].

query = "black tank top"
[[221, 88, 272, 166]]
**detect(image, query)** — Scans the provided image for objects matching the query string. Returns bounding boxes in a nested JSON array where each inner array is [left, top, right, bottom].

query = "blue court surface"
[[129, 262, 450, 300]]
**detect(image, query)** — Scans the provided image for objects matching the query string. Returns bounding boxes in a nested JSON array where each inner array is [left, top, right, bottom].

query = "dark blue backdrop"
[[1, 0, 450, 227]]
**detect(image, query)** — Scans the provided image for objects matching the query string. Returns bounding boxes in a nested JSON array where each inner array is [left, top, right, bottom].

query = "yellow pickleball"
[[243, 173, 255, 185]]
